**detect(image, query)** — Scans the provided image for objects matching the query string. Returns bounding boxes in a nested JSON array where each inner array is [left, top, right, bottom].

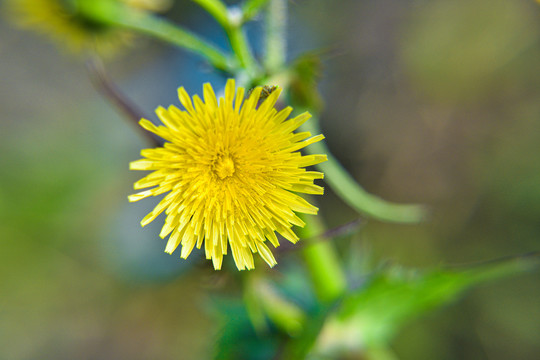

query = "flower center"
[[214, 155, 236, 179]]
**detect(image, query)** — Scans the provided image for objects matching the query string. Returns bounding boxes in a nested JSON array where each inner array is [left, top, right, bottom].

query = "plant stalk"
[[298, 214, 347, 303], [81, 1, 234, 72], [299, 114, 428, 224], [265, 0, 287, 72]]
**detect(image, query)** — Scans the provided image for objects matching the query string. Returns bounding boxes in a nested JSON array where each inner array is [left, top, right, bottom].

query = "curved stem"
[[81, 1, 234, 72], [192, 0, 229, 27], [193, 0, 259, 76], [300, 114, 429, 224]]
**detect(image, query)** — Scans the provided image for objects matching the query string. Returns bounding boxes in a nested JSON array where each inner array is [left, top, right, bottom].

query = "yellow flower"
[[129, 79, 327, 270], [123, 0, 172, 11], [4, 0, 168, 55]]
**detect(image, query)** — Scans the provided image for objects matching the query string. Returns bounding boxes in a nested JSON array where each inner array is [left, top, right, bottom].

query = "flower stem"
[[263, 0, 346, 303], [86, 57, 162, 147], [193, 0, 259, 76], [265, 0, 287, 73], [300, 114, 429, 224], [192, 0, 229, 26], [298, 214, 347, 303], [228, 26, 259, 76], [81, 1, 234, 72]]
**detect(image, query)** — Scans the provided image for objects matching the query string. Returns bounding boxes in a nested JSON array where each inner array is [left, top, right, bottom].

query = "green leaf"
[[311, 254, 540, 357]]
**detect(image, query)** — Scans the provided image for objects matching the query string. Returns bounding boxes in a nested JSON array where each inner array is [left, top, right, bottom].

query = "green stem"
[[300, 114, 428, 224], [82, 1, 234, 72], [193, 0, 259, 76], [265, 0, 287, 73], [228, 26, 259, 75], [192, 0, 229, 27], [262, 0, 345, 304], [298, 214, 347, 303]]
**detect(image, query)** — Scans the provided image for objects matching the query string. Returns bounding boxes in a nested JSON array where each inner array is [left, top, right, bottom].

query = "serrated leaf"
[[311, 254, 539, 356]]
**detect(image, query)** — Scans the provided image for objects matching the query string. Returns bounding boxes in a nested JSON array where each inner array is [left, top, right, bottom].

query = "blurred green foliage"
[[2, 0, 540, 359], [400, 0, 539, 104]]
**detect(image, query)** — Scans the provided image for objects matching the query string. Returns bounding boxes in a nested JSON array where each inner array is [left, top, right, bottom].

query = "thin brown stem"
[[277, 217, 364, 254], [86, 57, 162, 148], [446, 250, 540, 270]]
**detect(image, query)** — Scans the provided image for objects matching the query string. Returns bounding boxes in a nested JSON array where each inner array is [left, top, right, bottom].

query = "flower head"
[[5, 0, 168, 55], [129, 79, 326, 270]]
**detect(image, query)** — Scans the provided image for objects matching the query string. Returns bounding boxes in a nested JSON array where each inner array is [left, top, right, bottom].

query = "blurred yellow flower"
[[5, 0, 168, 55], [129, 79, 327, 270], [123, 0, 172, 11]]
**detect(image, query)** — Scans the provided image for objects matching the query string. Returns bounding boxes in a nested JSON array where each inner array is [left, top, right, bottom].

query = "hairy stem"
[[265, 0, 287, 72]]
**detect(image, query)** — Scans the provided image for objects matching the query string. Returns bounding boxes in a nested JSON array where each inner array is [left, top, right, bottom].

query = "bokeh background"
[[1, 0, 540, 359]]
